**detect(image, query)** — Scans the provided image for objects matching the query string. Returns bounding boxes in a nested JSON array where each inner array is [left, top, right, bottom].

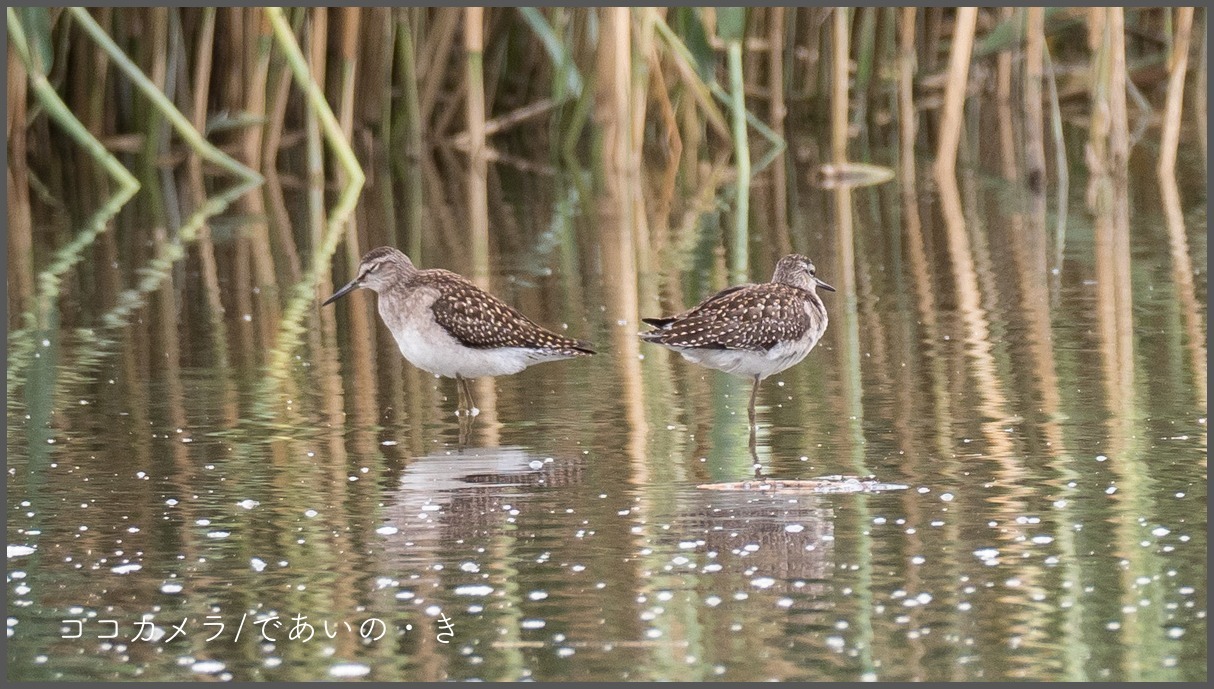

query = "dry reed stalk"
[[262, 46, 293, 166], [1043, 43, 1069, 286], [897, 8, 917, 177], [597, 7, 632, 174], [1024, 7, 1046, 191], [631, 8, 660, 285], [7, 48, 34, 318], [1159, 172, 1207, 414], [769, 7, 786, 128], [451, 99, 557, 149], [933, 7, 978, 179], [851, 6, 876, 128], [464, 6, 490, 286], [337, 7, 360, 184], [147, 7, 168, 134], [1086, 8, 1110, 179], [262, 8, 302, 167], [1197, 15, 1207, 165], [263, 167, 302, 285], [367, 8, 395, 138], [678, 76, 701, 190], [769, 6, 789, 252], [241, 8, 270, 170], [722, 6, 750, 282], [1158, 6, 1194, 175], [85, 7, 113, 134], [337, 6, 366, 282], [1106, 8, 1129, 172], [418, 8, 460, 134], [394, 9, 424, 158], [633, 9, 657, 164], [830, 6, 849, 164], [996, 8, 1018, 181], [238, 9, 277, 292], [185, 8, 227, 326], [305, 7, 328, 250], [223, 8, 246, 128], [189, 8, 215, 132], [648, 62, 681, 255]]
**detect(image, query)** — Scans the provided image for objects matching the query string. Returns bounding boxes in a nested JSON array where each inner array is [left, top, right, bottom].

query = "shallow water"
[[6, 126, 1207, 680]]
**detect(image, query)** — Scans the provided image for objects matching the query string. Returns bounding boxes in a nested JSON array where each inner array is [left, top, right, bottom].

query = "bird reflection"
[[379, 446, 585, 552], [663, 489, 836, 592]]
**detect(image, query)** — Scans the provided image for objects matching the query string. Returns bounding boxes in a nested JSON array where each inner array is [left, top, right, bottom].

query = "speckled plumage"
[[323, 247, 593, 411], [640, 254, 834, 428], [426, 274, 594, 355], [639, 282, 825, 353]]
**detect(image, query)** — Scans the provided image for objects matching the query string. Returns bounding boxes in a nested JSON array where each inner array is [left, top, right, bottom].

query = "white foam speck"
[[7, 545, 35, 558], [192, 660, 225, 674], [328, 662, 370, 678]]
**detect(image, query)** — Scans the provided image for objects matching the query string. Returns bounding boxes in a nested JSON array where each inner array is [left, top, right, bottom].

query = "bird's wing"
[[429, 273, 594, 353], [643, 285, 812, 351], [642, 284, 752, 327]]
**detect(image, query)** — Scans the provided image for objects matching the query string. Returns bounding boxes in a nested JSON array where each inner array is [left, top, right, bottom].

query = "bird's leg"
[[455, 375, 467, 415], [457, 412, 472, 450], [748, 375, 760, 431], [462, 376, 477, 416], [749, 425, 762, 478]]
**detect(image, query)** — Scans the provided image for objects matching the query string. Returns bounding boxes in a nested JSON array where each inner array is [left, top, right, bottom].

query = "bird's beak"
[[815, 277, 836, 293], [322, 278, 360, 306]]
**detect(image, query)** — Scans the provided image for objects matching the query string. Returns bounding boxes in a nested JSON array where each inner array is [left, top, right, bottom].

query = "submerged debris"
[[698, 475, 909, 493]]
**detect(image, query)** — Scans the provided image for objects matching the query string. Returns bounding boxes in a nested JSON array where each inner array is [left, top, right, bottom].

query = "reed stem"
[[728, 38, 750, 282], [933, 7, 978, 179], [465, 7, 490, 284], [897, 7, 917, 181], [1044, 44, 1069, 277], [831, 6, 849, 164], [1024, 7, 1046, 192], [394, 10, 423, 157], [1158, 7, 1194, 176]]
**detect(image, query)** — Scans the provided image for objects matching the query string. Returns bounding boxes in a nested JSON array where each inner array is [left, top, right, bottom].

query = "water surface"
[[7, 126, 1207, 681]]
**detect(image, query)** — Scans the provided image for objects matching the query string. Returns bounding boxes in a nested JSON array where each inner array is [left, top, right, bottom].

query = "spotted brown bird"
[[640, 254, 834, 429], [324, 247, 595, 414]]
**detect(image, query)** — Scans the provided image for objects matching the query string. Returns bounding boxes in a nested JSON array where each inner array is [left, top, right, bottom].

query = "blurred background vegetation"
[[6, 6, 1205, 328]]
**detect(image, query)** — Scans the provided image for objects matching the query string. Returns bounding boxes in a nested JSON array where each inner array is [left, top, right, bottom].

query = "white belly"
[[674, 339, 815, 380], [392, 323, 554, 378]]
